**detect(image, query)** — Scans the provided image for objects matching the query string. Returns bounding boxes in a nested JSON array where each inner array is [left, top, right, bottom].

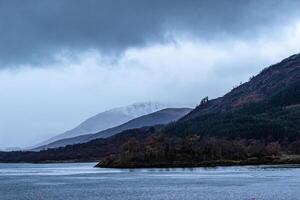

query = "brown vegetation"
[[97, 134, 300, 168]]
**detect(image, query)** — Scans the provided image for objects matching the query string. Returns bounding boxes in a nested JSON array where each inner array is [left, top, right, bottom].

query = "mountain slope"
[[34, 108, 192, 150], [33, 102, 173, 148], [182, 54, 300, 120], [166, 53, 300, 138]]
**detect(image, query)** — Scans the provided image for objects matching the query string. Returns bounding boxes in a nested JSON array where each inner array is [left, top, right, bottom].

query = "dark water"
[[0, 163, 300, 200]]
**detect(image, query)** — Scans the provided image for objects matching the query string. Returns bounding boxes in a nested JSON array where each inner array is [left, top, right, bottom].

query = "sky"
[[1, 0, 300, 149]]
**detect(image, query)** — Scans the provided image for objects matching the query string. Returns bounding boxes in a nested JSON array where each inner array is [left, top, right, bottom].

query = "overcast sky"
[[1, 0, 300, 148]]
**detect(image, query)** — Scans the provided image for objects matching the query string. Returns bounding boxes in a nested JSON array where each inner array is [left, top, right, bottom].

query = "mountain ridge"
[[31, 102, 182, 149], [33, 108, 192, 151]]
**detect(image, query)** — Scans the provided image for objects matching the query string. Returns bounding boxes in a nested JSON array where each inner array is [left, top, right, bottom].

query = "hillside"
[[166, 54, 300, 138], [183, 53, 300, 120], [34, 108, 192, 150]]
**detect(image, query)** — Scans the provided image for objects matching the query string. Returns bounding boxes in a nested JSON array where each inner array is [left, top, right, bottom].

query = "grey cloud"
[[0, 0, 300, 67]]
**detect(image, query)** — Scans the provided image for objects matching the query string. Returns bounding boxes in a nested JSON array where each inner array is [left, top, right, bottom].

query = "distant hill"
[[2, 147, 22, 152], [0, 128, 153, 162], [34, 108, 192, 150], [32, 102, 176, 148]]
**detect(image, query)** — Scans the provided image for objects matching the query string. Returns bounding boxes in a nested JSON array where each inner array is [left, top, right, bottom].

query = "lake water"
[[0, 163, 299, 200]]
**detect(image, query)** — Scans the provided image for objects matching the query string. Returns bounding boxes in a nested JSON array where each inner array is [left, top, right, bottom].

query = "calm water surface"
[[0, 163, 299, 200]]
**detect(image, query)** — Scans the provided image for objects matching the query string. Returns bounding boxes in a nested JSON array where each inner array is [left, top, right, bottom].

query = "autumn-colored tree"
[[122, 137, 140, 153], [265, 142, 281, 156]]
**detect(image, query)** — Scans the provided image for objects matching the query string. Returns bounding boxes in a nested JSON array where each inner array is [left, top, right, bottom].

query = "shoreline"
[[2, 160, 300, 170], [0, 160, 99, 164], [2, 155, 300, 169], [95, 155, 300, 169]]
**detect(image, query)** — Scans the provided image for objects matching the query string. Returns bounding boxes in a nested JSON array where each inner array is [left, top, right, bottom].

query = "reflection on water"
[[0, 163, 300, 200]]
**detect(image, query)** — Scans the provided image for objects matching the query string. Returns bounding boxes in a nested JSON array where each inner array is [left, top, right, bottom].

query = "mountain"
[[34, 108, 192, 150], [32, 102, 176, 148], [1, 53, 299, 165], [182, 53, 300, 120], [89, 108, 192, 139], [167, 53, 300, 138]]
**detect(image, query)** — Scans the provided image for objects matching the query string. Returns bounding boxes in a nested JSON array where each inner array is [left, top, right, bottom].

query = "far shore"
[[0, 160, 99, 164], [95, 155, 300, 169], [2, 155, 300, 169]]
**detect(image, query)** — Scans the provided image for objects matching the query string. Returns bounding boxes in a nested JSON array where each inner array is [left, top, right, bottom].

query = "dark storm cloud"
[[0, 0, 300, 67]]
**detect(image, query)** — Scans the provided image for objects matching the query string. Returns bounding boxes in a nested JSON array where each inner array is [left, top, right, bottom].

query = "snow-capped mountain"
[[108, 102, 171, 118], [31, 102, 181, 148]]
